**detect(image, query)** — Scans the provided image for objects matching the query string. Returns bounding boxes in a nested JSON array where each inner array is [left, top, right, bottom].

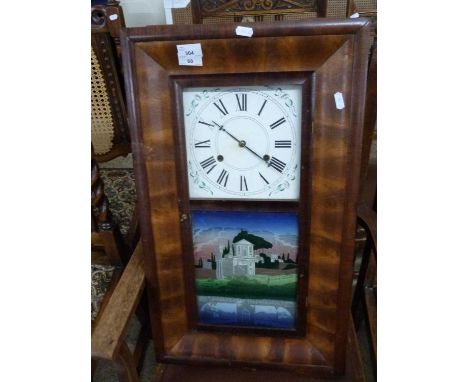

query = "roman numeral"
[[213, 99, 229, 116], [270, 117, 286, 130], [236, 93, 247, 111], [200, 156, 217, 174], [194, 139, 211, 148], [258, 100, 267, 116], [259, 172, 269, 185], [198, 120, 214, 128], [217, 169, 229, 187], [269, 157, 286, 173], [240, 176, 248, 191], [275, 140, 292, 148]]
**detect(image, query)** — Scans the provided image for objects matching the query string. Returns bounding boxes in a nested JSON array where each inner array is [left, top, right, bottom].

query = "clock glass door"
[[177, 77, 310, 333], [183, 85, 302, 201]]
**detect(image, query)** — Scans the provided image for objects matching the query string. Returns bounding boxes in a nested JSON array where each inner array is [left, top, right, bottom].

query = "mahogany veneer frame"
[[121, 19, 370, 376]]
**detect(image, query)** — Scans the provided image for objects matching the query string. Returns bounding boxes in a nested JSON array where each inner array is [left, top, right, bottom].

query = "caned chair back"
[[190, 0, 327, 24], [91, 2, 130, 162]]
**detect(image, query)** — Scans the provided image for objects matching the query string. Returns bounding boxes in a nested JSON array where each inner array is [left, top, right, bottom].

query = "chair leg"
[[134, 323, 151, 373], [352, 237, 372, 330], [115, 342, 139, 382], [91, 358, 98, 380]]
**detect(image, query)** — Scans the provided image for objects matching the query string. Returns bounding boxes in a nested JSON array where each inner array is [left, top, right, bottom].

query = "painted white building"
[[269, 254, 279, 262], [202, 259, 213, 270], [215, 239, 256, 279]]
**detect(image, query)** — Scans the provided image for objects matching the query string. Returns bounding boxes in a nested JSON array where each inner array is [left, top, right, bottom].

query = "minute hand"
[[212, 121, 282, 173]]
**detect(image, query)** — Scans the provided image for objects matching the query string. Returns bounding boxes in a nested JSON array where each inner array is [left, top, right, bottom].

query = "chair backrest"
[[91, 2, 130, 162], [191, 0, 327, 24], [91, 1, 126, 47]]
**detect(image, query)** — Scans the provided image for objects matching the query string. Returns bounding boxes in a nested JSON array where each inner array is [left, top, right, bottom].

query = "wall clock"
[[121, 19, 370, 376]]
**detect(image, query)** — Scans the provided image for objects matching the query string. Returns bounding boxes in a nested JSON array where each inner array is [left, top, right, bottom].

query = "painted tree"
[[233, 230, 273, 250], [211, 253, 216, 270]]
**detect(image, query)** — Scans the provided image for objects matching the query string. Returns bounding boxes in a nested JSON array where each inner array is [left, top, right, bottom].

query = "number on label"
[[194, 139, 211, 148], [236, 93, 247, 111], [269, 157, 286, 173], [275, 140, 292, 148], [258, 100, 267, 116], [259, 172, 269, 184], [240, 176, 248, 191], [200, 156, 217, 174], [213, 99, 229, 116], [217, 169, 229, 187], [270, 117, 286, 130]]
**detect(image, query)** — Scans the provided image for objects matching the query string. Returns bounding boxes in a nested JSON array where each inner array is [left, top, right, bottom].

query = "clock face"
[[183, 85, 302, 200]]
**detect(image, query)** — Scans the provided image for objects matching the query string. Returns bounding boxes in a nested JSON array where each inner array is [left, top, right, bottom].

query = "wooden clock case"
[[121, 19, 370, 376]]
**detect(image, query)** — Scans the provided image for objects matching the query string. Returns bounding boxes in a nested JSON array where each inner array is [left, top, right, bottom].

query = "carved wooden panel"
[[202, 0, 316, 14], [121, 19, 370, 376], [191, 0, 327, 23], [91, 1, 126, 47]]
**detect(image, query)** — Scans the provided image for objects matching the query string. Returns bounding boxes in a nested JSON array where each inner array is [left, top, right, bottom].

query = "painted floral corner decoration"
[[188, 160, 214, 195], [266, 86, 298, 117], [185, 89, 221, 117], [269, 164, 298, 196]]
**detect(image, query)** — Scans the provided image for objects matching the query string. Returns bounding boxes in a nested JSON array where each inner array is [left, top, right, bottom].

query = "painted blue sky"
[[191, 210, 299, 261], [191, 210, 298, 236]]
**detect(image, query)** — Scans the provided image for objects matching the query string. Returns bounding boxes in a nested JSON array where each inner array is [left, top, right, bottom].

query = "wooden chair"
[[191, 0, 327, 24], [91, 157, 148, 381], [352, 38, 377, 369], [92, 242, 147, 382], [346, 0, 377, 20], [346, 4, 376, 374], [91, 1, 131, 162], [91, 157, 129, 267], [353, 203, 376, 378]]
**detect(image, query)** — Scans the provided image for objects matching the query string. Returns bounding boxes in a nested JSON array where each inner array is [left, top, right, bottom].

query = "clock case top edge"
[[121, 18, 370, 42]]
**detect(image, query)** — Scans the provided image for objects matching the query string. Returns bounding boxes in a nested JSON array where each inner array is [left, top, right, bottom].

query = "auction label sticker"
[[334, 92, 345, 110], [235, 26, 254, 37], [177, 43, 203, 66]]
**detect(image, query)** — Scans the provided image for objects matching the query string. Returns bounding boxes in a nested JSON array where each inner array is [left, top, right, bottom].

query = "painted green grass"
[[196, 274, 297, 300]]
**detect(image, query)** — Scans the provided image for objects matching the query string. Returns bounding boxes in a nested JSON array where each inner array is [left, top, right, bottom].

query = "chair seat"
[[91, 264, 116, 321], [99, 169, 136, 235], [92, 168, 135, 322]]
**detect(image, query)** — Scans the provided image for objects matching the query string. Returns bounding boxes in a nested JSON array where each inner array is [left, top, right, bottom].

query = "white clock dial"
[[183, 85, 302, 200]]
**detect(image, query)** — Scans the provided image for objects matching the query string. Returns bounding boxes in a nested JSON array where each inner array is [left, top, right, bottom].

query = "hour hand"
[[213, 121, 242, 144], [212, 120, 223, 130]]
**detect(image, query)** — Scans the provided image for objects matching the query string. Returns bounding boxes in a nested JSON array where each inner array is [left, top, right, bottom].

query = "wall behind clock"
[[119, 0, 167, 26]]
